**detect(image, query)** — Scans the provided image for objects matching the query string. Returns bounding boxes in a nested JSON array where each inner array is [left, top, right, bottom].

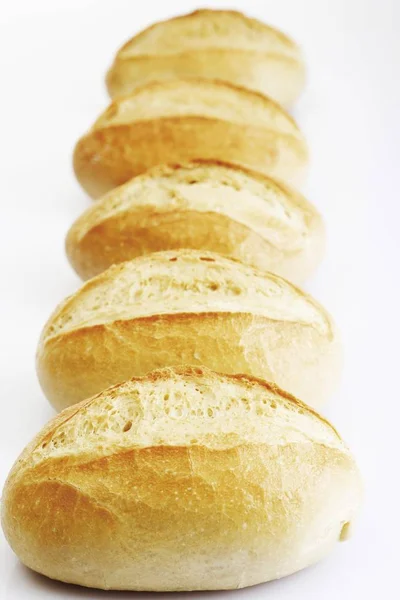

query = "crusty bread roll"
[[37, 250, 341, 412], [67, 160, 324, 282], [73, 79, 308, 199], [106, 9, 305, 106], [1, 366, 362, 591]]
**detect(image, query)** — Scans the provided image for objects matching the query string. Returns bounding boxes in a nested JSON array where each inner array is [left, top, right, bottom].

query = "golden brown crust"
[[2, 366, 362, 591], [148, 158, 300, 186], [44, 249, 332, 340], [117, 9, 299, 56], [106, 9, 305, 105], [95, 77, 302, 130], [66, 160, 324, 282], [37, 249, 341, 411], [37, 307, 341, 412], [67, 209, 274, 279], [45, 365, 343, 439], [73, 80, 308, 199]]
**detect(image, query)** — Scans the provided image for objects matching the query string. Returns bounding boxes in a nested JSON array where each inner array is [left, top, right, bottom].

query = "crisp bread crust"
[[66, 159, 324, 282], [2, 366, 361, 591], [73, 79, 308, 199], [106, 9, 305, 105], [37, 249, 340, 411]]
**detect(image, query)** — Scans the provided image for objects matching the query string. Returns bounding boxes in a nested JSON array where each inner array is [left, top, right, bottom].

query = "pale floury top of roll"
[[2, 366, 362, 591], [73, 79, 308, 198], [67, 160, 324, 282], [37, 250, 341, 411], [106, 9, 305, 106]]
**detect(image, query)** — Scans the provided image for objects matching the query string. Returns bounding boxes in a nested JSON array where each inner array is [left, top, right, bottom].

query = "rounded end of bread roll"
[[106, 9, 306, 106], [37, 249, 341, 412], [66, 160, 324, 283], [2, 366, 362, 591], [73, 78, 308, 199]]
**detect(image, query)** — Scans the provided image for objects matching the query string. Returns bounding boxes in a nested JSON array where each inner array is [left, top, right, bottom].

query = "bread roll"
[[73, 79, 308, 199], [2, 366, 362, 591], [37, 250, 341, 411], [67, 160, 324, 283], [106, 9, 305, 106]]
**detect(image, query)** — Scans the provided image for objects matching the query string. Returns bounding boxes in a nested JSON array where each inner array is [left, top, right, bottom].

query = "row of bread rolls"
[[1, 8, 361, 593]]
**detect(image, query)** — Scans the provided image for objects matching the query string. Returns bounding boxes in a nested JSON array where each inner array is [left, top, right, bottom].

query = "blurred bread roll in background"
[[73, 79, 308, 199], [106, 9, 305, 106], [37, 250, 341, 411], [67, 160, 324, 282], [1, 367, 362, 591]]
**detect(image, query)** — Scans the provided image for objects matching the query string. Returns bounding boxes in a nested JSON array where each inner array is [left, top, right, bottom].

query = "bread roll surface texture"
[[73, 79, 308, 199], [67, 160, 324, 282], [37, 250, 341, 411], [2, 366, 362, 591], [106, 9, 306, 106]]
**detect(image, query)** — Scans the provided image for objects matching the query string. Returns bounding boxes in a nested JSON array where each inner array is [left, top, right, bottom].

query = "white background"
[[0, 0, 399, 598]]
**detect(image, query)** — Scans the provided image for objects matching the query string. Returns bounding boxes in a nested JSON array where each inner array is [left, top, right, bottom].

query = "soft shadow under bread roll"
[[106, 9, 306, 107], [37, 250, 341, 411], [2, 367, 362, 591], [73, 79, 308, 199], [67, 160, 324, 283]]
